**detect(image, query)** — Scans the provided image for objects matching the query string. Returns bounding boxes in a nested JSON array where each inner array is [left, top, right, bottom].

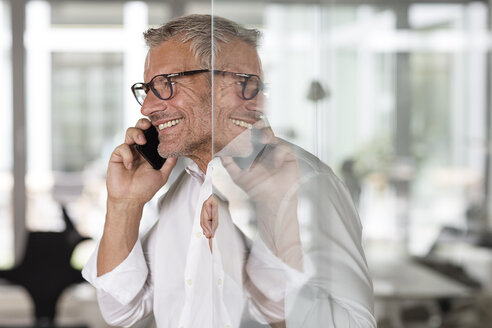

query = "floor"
[[2, 280, 492, 328], [0, 283, 118, 328]]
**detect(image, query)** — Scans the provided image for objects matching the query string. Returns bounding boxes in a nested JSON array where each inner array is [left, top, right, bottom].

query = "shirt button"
[[187, 279, 193, 286], [195, 232, 202, 238], [217, 278, 222, 285], [225, 325, 231, 328]]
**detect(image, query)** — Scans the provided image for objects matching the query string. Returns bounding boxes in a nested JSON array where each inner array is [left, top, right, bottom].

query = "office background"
[[1, 0, 492, 327]]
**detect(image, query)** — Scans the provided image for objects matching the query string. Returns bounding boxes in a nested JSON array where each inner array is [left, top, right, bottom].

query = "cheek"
[[197, 114, 212, 129], [215, 89, 242, 106], [179, 95, 212, 124], [214, 96, 242, 118], [191, 105, 213, 134], [171, 95, 190, 111], [212, 106, 228, 123]]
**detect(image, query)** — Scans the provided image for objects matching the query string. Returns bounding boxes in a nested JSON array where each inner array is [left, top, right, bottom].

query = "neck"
[[188, 153, 212, 174]]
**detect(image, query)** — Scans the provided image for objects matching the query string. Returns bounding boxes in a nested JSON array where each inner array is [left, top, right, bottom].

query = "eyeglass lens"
[[132, 84, 146, 105], [151, 76, 173, 101], [242, 76, 261, 100], [132, 76, 174, 106]]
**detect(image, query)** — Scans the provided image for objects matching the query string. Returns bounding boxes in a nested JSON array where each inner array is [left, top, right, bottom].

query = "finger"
[[273, 143, 296, 167], [220, 156, 243, 179], [272, 145, 288, 166], [204, 195, 218, 238], [260, 143, 293, 170], [159, 157, 178, 176], [252, 116, 275, 144], [110, 144, 137, 170], [252, 114, 269, 130], [211, 197, 218, 237], [125, 127, 147, 146], [203, 199, 215, 238], [135, 118, 152, 130], [206, 198, 217, 237], [260, 127, 276, 144], [209, 238, 213, 254], [200, 204, 210, 236], [200, 220, 211, 238], [200, 196, 214, 237]]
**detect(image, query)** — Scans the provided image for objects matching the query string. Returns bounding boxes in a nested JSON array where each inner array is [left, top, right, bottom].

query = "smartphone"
[[233, 127, 266, 170], [136, 126, 166, 170]]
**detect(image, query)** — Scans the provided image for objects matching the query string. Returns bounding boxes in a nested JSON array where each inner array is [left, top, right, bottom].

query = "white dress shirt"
[[83, 142, 377, 328]]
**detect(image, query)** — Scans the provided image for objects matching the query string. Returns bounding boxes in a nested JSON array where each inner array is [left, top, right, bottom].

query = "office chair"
[[0, 206, 90, 327]]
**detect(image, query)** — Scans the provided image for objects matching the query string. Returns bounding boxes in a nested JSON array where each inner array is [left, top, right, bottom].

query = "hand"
[[200, 194, 218, 253], [220, 139, 301, 264], [106, 118, 177, 206], [220, 141, 298, 206], [215, 119, 296, 204]]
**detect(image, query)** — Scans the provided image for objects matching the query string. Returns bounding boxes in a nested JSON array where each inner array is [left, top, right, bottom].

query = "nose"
[[140, 91, 167, 117], [245, 92, 265, 113]]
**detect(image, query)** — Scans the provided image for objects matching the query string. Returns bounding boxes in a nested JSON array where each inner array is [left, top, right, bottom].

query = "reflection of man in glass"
[[83, 14, 376, 328]]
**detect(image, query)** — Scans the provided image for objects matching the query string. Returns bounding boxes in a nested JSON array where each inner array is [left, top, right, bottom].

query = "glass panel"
[[19, 1, 153, 326], [185, 2, 212, 15], [210, 2, 374, 326], [148, 2, 171, 26], [51, 52, 123, 172], [51, 1, 124, 26], [209, 1, 491, 327], [406, 4, 488, 257], [0, 0, 13, 269], [24, 3, 487, 328], [25, 0, 150, 258]]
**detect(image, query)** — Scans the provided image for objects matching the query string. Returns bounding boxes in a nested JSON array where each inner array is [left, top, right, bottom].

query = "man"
[[83, 14, 376, 327]]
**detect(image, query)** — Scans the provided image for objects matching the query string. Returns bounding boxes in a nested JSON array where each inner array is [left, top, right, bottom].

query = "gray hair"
[[143, 14, 261, 67]]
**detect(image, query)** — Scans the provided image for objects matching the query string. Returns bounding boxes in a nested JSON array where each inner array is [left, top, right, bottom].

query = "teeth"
[[158, 119, 181, 131], [231, 119, 253, 129]]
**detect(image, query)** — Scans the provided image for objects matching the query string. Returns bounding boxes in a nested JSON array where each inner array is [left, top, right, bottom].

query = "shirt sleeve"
[[245, 171, 377, 328], [82, 239, 154, 327]]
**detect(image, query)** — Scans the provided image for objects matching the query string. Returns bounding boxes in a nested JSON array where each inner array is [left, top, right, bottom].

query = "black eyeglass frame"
[[131, 69, 264, 105]]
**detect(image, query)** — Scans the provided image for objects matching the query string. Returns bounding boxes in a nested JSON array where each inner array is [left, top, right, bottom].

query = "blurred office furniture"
[[306, 79, 328, 102], [371, 218, 492, 327], [370, 257, 475, 327], [0, 206, 89, 327], [341, 158, 362, 207]]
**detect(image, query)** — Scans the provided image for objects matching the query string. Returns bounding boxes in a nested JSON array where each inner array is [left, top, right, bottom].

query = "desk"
[[370, 258, 472, 299], [368, 258, 474, 327]]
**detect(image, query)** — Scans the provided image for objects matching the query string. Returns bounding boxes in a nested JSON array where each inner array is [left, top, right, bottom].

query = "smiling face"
[[139, 36, 264, 168], [140, 38, 213, 168], [212, 39, 265, 153]]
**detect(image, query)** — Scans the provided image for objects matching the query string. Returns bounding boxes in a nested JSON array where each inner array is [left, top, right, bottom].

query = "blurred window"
[[405, 3, 488, 254], [211, 2, 490, 256], [0, 0, 13, 269], [2, 0, 489, 268], [51, 1, 124, 26], [22, 0, 150, 268], [51, 52, 123, 172], [148, 2, 171, 26]]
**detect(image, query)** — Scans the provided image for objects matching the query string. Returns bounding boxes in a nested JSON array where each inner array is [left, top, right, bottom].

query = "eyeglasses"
[[214, 70, 265, 101], [131, 69, 265, 106]]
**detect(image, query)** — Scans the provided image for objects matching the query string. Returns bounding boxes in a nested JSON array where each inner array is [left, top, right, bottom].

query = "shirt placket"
[[211, 241, 233, 328], [178, 164, 214, 328]]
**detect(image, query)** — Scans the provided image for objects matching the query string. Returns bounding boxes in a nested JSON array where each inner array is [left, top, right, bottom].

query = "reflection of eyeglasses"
[[131, 69, 265, 106], [213, 70, 265, 101]]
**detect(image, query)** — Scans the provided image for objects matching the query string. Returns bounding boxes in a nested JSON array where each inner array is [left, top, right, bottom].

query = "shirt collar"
[[185, 159, 217, 184]]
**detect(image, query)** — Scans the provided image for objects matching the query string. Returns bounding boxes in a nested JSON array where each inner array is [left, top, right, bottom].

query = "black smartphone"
[[233, 127, 266, 170], [135, 126, 166, 170]]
